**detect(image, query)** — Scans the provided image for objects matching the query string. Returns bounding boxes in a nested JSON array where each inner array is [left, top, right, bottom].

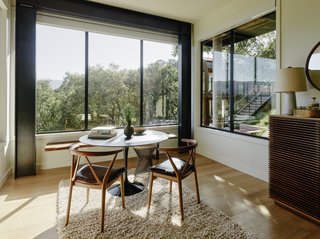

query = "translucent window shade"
[[37, 12, 178, 45]]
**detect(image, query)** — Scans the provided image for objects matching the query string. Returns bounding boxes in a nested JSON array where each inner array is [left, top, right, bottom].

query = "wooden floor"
[[1, 154, 320, 239]]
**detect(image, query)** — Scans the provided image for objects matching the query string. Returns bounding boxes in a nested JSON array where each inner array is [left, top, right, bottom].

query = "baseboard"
[[0, 167, 12, 188]]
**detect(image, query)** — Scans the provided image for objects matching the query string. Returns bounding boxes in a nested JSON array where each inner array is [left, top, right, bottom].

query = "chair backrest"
[[69, 143, 123, 186], [159, 138, 198, 176], [180, 138, 197, 169]]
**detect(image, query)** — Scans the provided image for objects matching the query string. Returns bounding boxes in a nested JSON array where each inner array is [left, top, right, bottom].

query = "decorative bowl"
[[134, 127, 146, 135]]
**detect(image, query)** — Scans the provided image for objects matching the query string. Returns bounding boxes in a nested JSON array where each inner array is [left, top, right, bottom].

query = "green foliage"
[[36, 59, 178, 132], [36, 80, 64, 131], [143, 59, 178, 124], [122, 105, 134, 125], [234, 31, 276, 59]]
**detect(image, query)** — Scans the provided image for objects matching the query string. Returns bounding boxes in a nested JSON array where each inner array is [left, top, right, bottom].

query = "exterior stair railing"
[[235, 82, 272, 116]]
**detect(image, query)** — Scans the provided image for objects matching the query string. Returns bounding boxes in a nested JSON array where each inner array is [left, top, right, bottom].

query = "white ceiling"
[[89, 0, 229, 23]]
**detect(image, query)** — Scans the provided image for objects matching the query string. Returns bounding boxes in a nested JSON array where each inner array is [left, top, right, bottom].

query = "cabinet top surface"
[[270, 115, 320, 121]]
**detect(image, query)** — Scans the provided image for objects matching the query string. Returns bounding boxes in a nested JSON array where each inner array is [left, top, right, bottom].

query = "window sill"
[[36, 131, 89, 140], [197, 126, 268, 147], [36, 125, 178, 140]]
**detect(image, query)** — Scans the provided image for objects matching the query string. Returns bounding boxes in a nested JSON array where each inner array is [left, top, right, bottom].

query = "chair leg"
[[101, 188, 106, 233], [177, 180, 184, 221], [148, 173, 154, 209], [169, 180, 172, 193], [156, 143, 159, 159], [194, 169, 200, 203], [120, 175, 125, 209], [65, 182, 74, 226], [86, 188, 90, 204]]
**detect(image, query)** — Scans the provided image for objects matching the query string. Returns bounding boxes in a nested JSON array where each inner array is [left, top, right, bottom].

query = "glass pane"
[[143, 41, 178, 126], [201, 12, 276, 138], [36, 24, 85, 133], [88, 33, 140, 128], [202, 34, 231, 130], [201, 40, 213, 126], [233, 31, 276, 137]]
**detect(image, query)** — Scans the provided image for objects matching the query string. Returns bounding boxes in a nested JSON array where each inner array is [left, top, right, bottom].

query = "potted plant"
[[122, 105, 134, 139]]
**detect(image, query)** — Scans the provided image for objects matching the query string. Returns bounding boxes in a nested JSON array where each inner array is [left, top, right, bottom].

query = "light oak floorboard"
[[0, 154, 319, 239]]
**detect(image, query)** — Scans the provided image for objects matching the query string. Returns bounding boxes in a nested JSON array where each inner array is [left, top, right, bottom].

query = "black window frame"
[[200, 12, 276, 140], [15, 0, 191, 177], [35, 26, 179, 134]]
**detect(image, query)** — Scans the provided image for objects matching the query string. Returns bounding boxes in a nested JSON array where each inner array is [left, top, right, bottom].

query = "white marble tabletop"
[[79, 129, 169, 147]]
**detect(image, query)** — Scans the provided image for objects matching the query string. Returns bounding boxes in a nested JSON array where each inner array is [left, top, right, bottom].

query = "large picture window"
[[201, 12, 276, 138], [36, 21, 178, 133], [88, 33, 140, 129], [36, 25, 85, 132], [143, 41, 178, 125]]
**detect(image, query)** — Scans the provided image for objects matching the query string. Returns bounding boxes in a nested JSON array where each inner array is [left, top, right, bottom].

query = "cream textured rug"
[[56, 173, 255, 239]]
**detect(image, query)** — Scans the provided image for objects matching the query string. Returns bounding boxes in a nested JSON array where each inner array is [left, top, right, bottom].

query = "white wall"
[[0, 0, 12, 187], [193, 0, 275, 182], [193, 0, 320, 182], [279, 0, 320, 107], [0, 0, 7, 9]]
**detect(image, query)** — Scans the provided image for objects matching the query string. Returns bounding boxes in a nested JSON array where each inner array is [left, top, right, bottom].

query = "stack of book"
[[88, 126, 117, 139]]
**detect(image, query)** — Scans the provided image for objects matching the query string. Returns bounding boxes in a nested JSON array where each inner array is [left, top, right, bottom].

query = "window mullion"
[[85, 31, 89, 130], [229, 30, 235, 132], [140, 40, 144, 126]]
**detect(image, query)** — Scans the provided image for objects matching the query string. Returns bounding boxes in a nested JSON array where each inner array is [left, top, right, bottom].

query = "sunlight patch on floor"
[[0, 193, 57, 238], [258, 205, 271, 217], [238, 187, 248, 194], [213, 175, 226, 183]]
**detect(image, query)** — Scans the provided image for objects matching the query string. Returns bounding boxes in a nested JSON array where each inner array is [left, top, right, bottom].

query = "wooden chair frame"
[[147, 138, 200, 220], [65, 143, 125, 232]]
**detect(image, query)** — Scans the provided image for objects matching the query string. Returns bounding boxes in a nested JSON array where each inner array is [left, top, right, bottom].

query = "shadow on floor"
[[34, 226, 58, 239]]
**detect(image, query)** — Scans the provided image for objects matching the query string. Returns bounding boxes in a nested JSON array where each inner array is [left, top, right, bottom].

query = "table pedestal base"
[[108, 181, 144, 196]]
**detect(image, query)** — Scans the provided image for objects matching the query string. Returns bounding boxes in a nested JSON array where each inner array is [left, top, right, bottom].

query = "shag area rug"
[[56, 173, 255, 239]]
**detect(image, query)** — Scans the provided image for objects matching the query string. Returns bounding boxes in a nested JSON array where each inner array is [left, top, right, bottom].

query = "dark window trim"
[[200, 14, 275, 140], [17, 0, 189, 35], [35, 28, 179, 133], [229, 30, 235, 132], [15, 4, 36, 178], [84, 31, 89, 130], [139, 40, 144, 126], [16, 0, 191, 177], [200, 42, 204, 128]]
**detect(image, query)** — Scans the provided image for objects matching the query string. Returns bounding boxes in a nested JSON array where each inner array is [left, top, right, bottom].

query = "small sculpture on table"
[[122, 105, 134, 139]]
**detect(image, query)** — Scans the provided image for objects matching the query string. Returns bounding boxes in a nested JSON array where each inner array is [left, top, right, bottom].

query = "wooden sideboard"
[[269, 115, 320, 223]]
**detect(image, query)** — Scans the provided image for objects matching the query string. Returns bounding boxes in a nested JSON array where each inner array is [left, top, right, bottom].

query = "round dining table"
[[79, 129, 169, 196]]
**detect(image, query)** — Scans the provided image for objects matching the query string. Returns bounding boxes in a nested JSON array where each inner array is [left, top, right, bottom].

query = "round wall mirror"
[[305, 41, 320, 91]]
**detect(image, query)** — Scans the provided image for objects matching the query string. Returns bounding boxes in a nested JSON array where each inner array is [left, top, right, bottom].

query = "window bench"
[[44, 141, 81, 151]]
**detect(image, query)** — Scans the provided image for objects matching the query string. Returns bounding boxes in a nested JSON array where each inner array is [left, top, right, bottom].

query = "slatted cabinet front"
[[269, 115, 320, 221]]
